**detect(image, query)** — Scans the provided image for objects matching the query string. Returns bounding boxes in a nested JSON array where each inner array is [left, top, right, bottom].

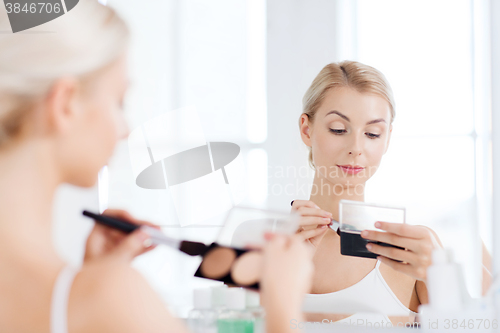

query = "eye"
[[329, 128, 347, 135], [365, 132, 381, 139]]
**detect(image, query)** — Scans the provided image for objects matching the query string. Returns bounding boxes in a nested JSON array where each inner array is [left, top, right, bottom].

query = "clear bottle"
[[211, 284, 228, 314], [427, 248, 467, 312], [187, 288, 218, 333], [246, 290, 265, 333], [217, 288, 254, 333]]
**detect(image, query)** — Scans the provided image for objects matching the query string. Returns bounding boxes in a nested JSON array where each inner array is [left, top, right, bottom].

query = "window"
[[344, 0, 491, 297]]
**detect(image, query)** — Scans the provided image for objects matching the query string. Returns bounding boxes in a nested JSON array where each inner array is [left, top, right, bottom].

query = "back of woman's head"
[[0, 0, 129, 146], [301, 60, 395, 169]]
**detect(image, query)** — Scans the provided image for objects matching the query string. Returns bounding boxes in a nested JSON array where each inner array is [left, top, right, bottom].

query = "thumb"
[[112, 226, 153, 262]]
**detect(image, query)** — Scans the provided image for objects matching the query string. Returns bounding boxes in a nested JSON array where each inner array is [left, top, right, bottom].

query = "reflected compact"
[[194, 243, 262, 290], [82, 210, 264, 289], [339, 200, 406, 259], [192, 206, 299, 289]]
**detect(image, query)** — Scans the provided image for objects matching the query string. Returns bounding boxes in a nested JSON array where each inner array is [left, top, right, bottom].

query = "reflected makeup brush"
[[82, 210, 265, 289], [82, 210, 208, 256]]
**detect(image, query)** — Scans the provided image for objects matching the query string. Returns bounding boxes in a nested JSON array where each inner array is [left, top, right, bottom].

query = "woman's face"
[[58, 54, 129, 187], [300, 87, 392, 192]]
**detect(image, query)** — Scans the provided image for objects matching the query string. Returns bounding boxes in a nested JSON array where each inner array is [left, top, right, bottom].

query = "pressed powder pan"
[[200, 246, 237, 279], [230, 251, 263, 286], [194, 243, 262, 290]]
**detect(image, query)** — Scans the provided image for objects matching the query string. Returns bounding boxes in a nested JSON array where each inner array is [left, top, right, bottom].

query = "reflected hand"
[[361, 222, 442, 283], [84, 209, 160, 264], [291, 200, 333, 249]]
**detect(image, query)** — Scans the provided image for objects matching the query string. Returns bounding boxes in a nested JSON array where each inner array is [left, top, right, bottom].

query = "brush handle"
[[329, 219, 341, 235], [82, 210, 181, 249], [83, 210, 139, 233]]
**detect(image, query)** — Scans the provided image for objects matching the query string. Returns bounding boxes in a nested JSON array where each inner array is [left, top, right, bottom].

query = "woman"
[[0, 2, 312, 332], [293, 61, 492, 324]]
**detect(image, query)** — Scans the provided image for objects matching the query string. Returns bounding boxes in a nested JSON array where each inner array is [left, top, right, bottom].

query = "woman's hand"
[[261, 233, 314, 333], [84, 209, 160, 264], [361, 222, 443, 283], [291, 200, 332, 249]]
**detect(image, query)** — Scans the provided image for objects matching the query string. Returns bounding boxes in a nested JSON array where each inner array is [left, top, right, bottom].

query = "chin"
[[327, 176, 367, 189]]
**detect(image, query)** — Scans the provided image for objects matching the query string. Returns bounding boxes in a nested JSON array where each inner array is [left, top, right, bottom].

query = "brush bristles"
[[180, 241, 208, 256]]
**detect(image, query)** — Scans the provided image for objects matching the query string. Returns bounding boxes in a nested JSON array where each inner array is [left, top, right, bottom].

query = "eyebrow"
[[366, 118, 386, 125], [325, 110, 349, 122], [325, 110, 387, 125]]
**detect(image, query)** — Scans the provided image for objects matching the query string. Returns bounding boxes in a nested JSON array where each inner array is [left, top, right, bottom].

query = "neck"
[[309, 172, 365, 221], [0, 139, 62, 261]]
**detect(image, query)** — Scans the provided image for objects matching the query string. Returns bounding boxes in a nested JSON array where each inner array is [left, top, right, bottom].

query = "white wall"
[[265, 0, 337, 210]]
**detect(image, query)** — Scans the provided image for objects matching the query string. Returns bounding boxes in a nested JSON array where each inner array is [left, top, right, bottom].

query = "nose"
[[347, 134, 363, 156]]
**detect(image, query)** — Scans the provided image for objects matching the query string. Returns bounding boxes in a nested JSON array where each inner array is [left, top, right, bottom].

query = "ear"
[[43, 77, 80, 137], [299, 114, 312, 147], [384, 124, 392, 154]]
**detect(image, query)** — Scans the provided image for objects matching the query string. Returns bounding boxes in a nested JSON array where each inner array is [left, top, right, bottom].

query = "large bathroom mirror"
[[52, 0, 495, 327]]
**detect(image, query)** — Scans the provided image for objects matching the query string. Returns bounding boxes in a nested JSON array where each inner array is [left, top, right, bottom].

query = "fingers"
[[363, 224, 439, 282], [296, 225, 328, 241], [264, 233, 287, 255], [291, 200, 320, 210], [243, 242, 265, 251], [290, 234, 315, 259], [102, 209, 135, 221], [296, 206, 333, 219], [264, 233, 313, 256], [111, 226, 155, 262], [102, 209, 161, 231], [299, 215, 333, 228], [263, 232, 275, 241], [374, 222, 427, 239], [366, 243, 417, 264], [91, 223, 125, 240], [134, 219, 161, 230], [361, 230, 418, 250]]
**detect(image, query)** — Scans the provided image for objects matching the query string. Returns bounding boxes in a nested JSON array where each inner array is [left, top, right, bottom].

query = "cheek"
[[101, 106, 121, 150], [85, 99, 120, 159], [314, 132, 343, 156], [365, 139, 388, 166], [101, 95, 123, 131]]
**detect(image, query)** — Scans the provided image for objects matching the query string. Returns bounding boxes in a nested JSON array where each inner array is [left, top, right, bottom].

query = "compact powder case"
[[339, 200, 406, 260], [194, 242, 262, 290]]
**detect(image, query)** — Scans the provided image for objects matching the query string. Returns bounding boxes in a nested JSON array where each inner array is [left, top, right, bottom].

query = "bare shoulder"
[[68, 258, 189, 333]]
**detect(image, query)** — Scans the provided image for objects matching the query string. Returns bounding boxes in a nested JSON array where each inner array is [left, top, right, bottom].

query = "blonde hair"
[[0, 0, 129, 145], [301, 60, 395, 169]]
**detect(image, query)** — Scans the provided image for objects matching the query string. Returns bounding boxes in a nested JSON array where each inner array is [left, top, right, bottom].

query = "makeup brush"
[[82, 210, 208, 256], [330, 219, 341, 235]]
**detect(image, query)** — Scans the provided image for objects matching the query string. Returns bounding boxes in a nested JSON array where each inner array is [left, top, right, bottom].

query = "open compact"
[[193, 206, 299, 290], [339, 199, 406, 260], [194, 243, 262, 289]]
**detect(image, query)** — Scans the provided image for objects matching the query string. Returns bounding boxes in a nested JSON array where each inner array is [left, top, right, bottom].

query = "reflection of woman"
[[0, 3, 311, 332], [293, 61, 492, 323]]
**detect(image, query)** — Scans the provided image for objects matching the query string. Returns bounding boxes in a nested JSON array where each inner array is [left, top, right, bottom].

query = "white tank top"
[[50, 265, 78, 333], [302, 260, 417, 324]]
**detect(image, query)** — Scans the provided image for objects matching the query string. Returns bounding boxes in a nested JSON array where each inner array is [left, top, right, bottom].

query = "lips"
[[337, 164, 365, 175]]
